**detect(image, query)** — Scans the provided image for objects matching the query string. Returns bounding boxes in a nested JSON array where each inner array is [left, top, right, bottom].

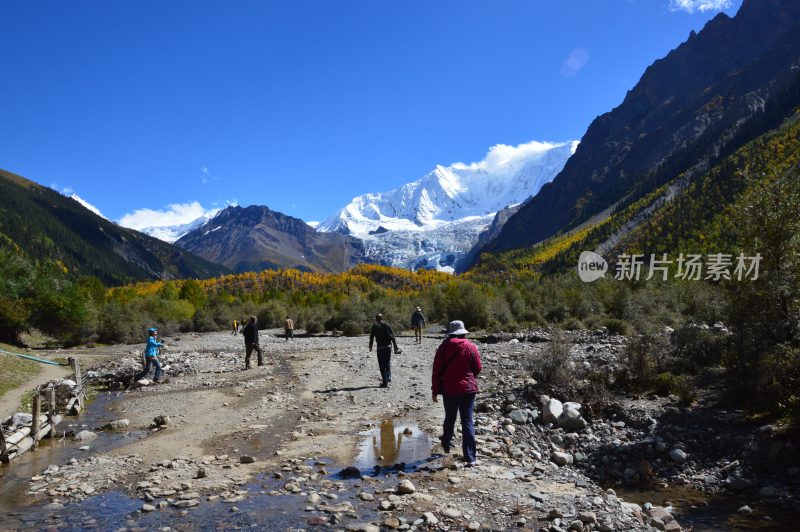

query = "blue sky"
[[0, 0, 741, 227]]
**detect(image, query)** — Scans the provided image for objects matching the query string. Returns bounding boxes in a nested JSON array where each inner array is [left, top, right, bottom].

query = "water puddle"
[[354, 419, 433, 472], [0, 392, 146, 518], [612, 483, 797, 531], [0, 460, 386, 531]]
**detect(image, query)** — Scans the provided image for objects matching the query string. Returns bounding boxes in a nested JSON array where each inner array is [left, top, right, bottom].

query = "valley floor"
[[0, 330, 796, 530]]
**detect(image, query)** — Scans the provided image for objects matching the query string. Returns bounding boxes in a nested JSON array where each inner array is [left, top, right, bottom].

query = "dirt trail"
[[0, 360, 70, 420]]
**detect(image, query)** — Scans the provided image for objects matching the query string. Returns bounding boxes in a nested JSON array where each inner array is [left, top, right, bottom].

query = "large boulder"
[[542, 398, 564, 425], [557, 407, 587, 432]]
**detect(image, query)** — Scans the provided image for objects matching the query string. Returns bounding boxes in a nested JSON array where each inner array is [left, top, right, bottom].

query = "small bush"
[[340, 320, 363, 337], [529, 334, 573, 384], [560, 317, 585, 331], [305, 320, 323, 335], [603, 318, 633, 336]]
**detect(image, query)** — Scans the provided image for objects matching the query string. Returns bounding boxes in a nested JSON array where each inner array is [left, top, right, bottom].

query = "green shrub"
[[305, 320, 323, 335], [603, 318, 633, 336], [340, 320, 362, 337], [674, 324, 726, 369], [560, 317, 585, 331]]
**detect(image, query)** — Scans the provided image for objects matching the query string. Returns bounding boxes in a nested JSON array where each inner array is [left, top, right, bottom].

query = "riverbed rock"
[[441, 507, 461, 518], [240, 456, 255, 464], [551, 451, 573, 466], [396, 479, 416, 494], [669, 448, 688, 464], [509, 409, 529, 424], [340, 466, 361, 479], [543, 398, 564, 425], [141, 503, 155, 512], [759, 486, 777, 497], [101, 419, 129, 431], [737, 505, 752, 515], [73, 430, 97, 442], [557, 407, 587, 431]]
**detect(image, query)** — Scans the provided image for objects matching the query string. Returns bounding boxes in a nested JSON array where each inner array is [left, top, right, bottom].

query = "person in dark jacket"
[[431, 320, 482, 466], [242, 316, 263, 369], [411, 306, 426, 343], [369, 314, 400, 388]]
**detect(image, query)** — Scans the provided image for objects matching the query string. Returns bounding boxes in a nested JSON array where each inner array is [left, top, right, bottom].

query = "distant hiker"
[[284, 316, 294, 341], [232, 319, 238, 335], [134, 327, 166, 384], [243, 316, 263, 369], [432, 320, 482, 466], [411, 306, 426, 343], [369, 314, 401, 388]]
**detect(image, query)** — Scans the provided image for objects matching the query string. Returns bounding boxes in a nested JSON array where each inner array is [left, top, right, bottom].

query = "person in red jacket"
[[431, 320, 482, 466]]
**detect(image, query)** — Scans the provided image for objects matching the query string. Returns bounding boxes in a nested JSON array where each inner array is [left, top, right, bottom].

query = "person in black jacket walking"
[[411, 306, 426, 343], [242, 316, 263, 369], [369, 314, 400, 388]]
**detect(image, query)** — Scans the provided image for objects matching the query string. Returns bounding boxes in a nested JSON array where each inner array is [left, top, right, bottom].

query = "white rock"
[[73, 430, 97, 442], [397, 479, 416, 495], [543, 398, 564, 425]]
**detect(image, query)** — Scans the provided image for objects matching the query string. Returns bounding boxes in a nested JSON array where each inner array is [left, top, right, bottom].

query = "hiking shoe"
[[466, 460, 480, 467]]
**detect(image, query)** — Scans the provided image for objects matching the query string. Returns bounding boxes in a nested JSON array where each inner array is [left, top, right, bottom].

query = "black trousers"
[[376, 346, 392, 385], [245, 343, 263, 368]]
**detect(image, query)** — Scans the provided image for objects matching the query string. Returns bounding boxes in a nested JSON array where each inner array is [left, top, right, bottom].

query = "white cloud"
[[669, 0, 730, 13], [118, 201, 219, 231], [451, 139, 579, 173], [561, 48, 589, 78]]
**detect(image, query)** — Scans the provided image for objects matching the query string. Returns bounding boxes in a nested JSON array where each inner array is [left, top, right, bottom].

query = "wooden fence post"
[[31, 394, 41, 449], [69, 357, 84, 408], [48, 386, 57, 438]]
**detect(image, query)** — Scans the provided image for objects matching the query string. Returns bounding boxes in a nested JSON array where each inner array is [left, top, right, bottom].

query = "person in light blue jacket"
[[134, 327, 165, 383]]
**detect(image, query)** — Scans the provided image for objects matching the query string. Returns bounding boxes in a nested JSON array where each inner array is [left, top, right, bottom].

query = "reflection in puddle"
[[355, 419, 432, 470]]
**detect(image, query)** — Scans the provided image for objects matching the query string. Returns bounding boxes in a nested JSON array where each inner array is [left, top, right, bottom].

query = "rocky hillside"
[[473, 0, 800, 263], [0, 169, 229, 285], [174, 205, 370, 273]]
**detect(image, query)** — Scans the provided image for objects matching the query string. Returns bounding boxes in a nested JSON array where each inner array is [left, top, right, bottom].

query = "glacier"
[[318, 139, 578, 272]]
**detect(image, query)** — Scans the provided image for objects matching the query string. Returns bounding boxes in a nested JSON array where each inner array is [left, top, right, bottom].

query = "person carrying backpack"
[[411, 306, 426, 343], [369, 314, 400, 388], [431, 320, 482, 466]]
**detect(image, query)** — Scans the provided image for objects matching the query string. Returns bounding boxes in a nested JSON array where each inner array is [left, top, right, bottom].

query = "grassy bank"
[[0, 346, 43, 402]]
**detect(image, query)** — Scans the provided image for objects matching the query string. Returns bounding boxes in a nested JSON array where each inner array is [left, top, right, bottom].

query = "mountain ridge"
[[0, 169, 230, 285], [174, 204, 370, 273], [472, 0, 800, 264]]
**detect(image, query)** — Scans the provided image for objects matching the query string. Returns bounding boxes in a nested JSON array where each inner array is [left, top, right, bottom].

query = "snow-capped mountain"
[[68, 193, 107, 219], [134, 210, 221, 243], [318, 139, 578, 271]]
